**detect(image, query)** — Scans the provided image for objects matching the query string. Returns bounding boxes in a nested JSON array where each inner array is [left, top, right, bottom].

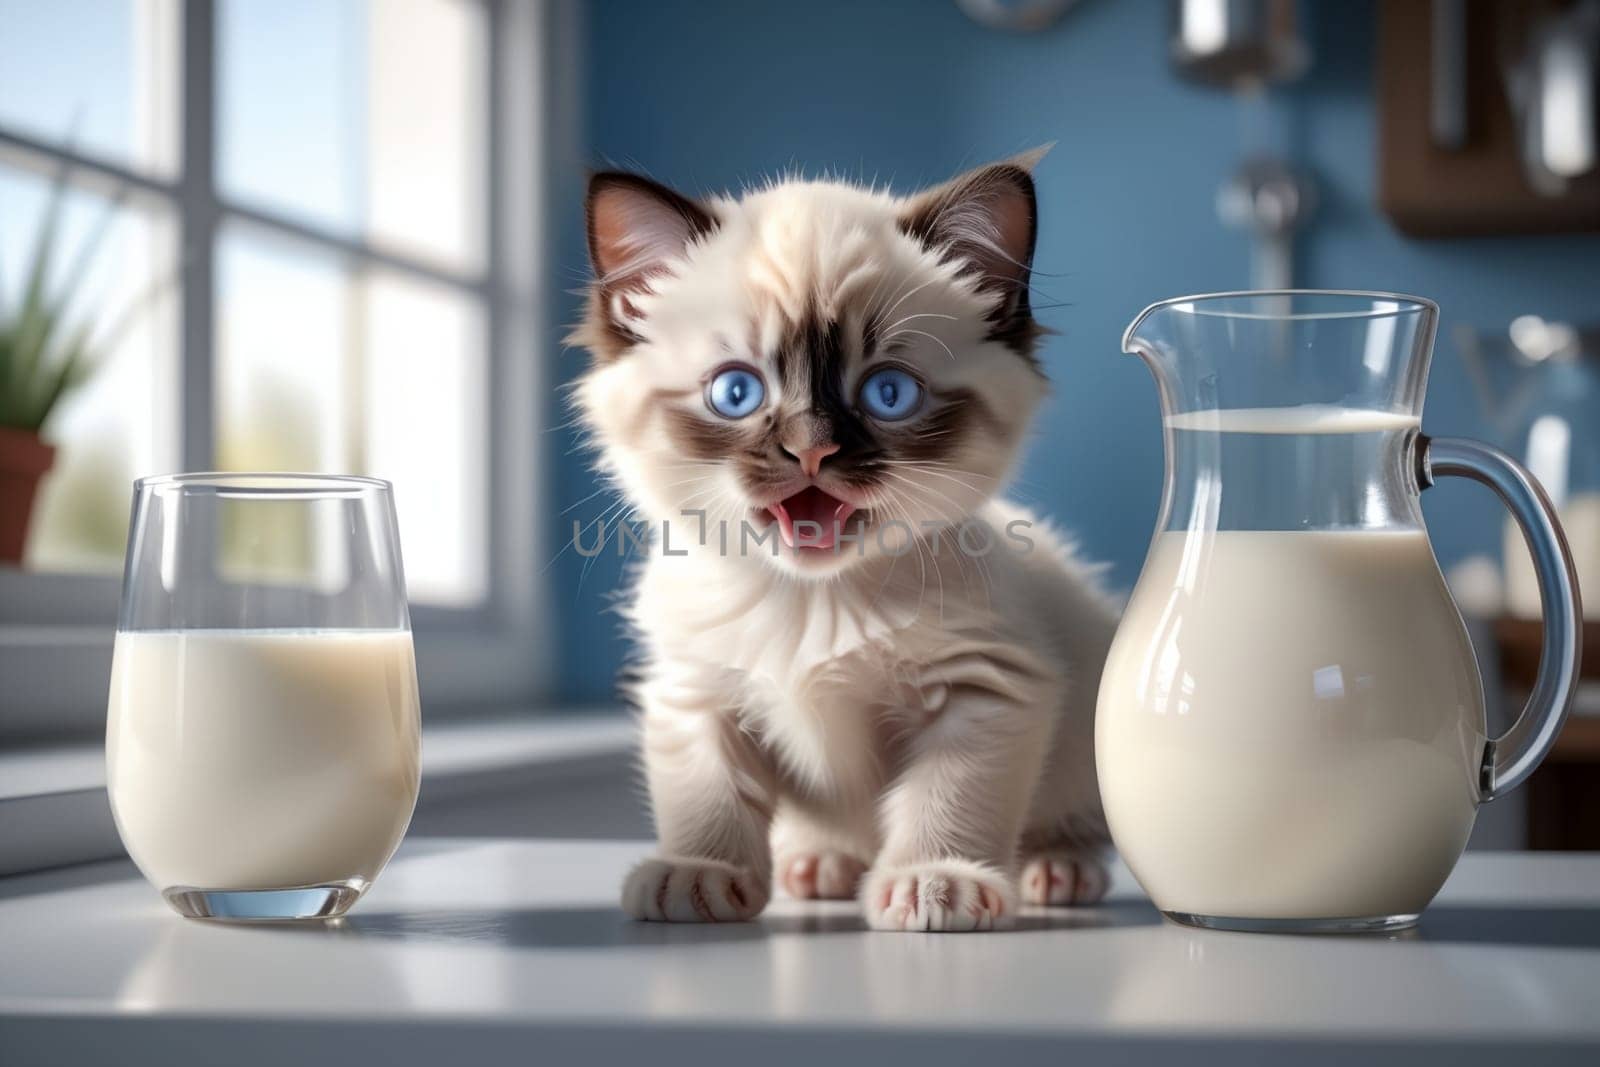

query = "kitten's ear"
[[586, 171, 717, 334], [898, 152, 1042, 321]]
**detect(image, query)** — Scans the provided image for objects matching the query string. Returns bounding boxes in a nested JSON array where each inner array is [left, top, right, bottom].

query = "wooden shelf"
[[1492, 618, 1600, 684], [1493, 617, 1600, 762], [1547, 717, 1600, 763], [1490, 616, 1600, 848]]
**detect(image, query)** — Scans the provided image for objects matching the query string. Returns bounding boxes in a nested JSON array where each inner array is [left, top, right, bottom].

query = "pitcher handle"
[[1417, 435, 1583, 801]]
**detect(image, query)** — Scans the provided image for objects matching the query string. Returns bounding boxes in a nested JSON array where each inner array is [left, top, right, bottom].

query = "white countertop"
[[4, 840, 1600, 1065]]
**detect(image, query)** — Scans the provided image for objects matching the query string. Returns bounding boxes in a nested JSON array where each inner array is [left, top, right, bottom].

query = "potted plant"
[[0, 176, 128, 564]]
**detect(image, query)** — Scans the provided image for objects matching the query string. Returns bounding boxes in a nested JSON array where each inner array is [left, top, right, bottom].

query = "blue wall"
[[550, 0, 1600, 703]]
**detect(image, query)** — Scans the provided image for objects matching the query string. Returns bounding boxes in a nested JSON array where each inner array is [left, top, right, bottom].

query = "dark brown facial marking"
[[927, 385, 1004, 439], [648, 307, 1005, 502], [891, 399, 975, 463], [721, 310, 1013, 496], [842, 385, 1003, 472], [662, 407, 756, 462], [776, 313, 880, 463], [646, 384, 699, 404]]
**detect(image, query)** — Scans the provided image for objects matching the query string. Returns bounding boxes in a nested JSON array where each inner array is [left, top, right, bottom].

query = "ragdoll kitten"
[[572, 151, 1119, 931]]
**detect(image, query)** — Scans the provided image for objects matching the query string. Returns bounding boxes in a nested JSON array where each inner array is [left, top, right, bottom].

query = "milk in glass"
[[107, 629, 421, 893]]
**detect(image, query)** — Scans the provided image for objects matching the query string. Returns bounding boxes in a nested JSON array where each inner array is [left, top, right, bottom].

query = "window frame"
[[0, 0, 564, 739]]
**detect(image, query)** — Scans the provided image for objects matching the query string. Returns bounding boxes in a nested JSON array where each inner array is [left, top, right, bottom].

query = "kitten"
[[572, 152, 1119, 931]]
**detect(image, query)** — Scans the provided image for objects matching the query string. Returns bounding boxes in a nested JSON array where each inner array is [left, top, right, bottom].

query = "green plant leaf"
[[26, 320, 95, 433], [28, 184, 129, 378], [0, 167, 141, 433], [0, 322, 24, 426], [7, 171, 70, 406], [17, 170, 67, 318]]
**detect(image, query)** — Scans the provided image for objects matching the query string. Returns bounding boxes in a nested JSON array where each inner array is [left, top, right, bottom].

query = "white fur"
[[577, 169, 1118, 931]]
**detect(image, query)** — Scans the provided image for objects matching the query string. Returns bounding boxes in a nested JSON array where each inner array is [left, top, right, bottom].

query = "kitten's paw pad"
[[861, 860, 1015, 932], [778, 851, 868, 900], [1020, 851, 1109, 906], [621, 855, 769, 922]]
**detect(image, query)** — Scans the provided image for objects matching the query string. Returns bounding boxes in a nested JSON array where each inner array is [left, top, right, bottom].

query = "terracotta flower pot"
[[0, 426, 55, 564]]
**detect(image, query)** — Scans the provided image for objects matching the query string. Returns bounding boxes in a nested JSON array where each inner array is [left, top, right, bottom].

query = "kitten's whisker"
[[579, 500, 642, 586], [875, 475, 995, 602], [877, 273, 944, 325], [656, 474, 721, 494], [883, 327, 956, 362], [877, 490, 934, 621], [566, 495, 633, 588], [888, 465, 994, 499], [891, 459, 1047, 505], [543, 491, 636, 574], [859, 263, 900, 342], [561, 483, 620, 516], [882, 469, 994, 495], [877, 311, 958, 336], [877, 469, 976, 517], [879, 458, 995, 479]]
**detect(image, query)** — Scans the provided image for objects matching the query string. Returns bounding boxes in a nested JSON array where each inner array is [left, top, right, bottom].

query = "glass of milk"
[[1100, 291, 1582, 933], [107, 474, 421, 920]]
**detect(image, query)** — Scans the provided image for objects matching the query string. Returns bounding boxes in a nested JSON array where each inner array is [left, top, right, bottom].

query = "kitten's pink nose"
[[786, 442, 840, 478]]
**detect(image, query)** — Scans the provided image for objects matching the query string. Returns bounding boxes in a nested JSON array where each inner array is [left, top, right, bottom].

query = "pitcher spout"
[[1121, 296, 1199, 401], [1121, 296, 1182, 364]]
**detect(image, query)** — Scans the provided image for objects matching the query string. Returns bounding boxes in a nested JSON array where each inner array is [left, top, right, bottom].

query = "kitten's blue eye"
[[859, 367, 923, 421], [707, 365, 765, 419]]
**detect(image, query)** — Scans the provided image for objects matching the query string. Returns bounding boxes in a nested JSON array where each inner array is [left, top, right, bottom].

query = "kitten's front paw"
[[1020, 850, 1109, 906], [621, 855, 769, 922], [861, 860, 1015, 932], [777, 850, 867, 900]]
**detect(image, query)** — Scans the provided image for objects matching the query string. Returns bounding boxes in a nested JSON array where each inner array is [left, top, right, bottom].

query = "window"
[[0, 0, 554, 734]]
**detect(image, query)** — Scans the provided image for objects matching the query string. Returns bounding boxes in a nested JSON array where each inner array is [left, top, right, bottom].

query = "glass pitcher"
[[1098, 290, 1582, 934]]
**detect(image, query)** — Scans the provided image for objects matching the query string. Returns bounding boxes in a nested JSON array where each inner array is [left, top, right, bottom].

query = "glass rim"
[[1127, 288, 1438, 332], [1145, 289, 1437, 319], [134, 472, 393, 497]]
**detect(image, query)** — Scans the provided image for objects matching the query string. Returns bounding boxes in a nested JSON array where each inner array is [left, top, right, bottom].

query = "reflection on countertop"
[[3, 840, 1600, 1066]]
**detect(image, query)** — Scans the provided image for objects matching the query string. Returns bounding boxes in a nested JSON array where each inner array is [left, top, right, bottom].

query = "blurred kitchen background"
[[3, 0, 1600, 851]]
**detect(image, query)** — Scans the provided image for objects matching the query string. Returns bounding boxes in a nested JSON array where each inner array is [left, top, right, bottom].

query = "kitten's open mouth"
[[766, 486, 858, 551]]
